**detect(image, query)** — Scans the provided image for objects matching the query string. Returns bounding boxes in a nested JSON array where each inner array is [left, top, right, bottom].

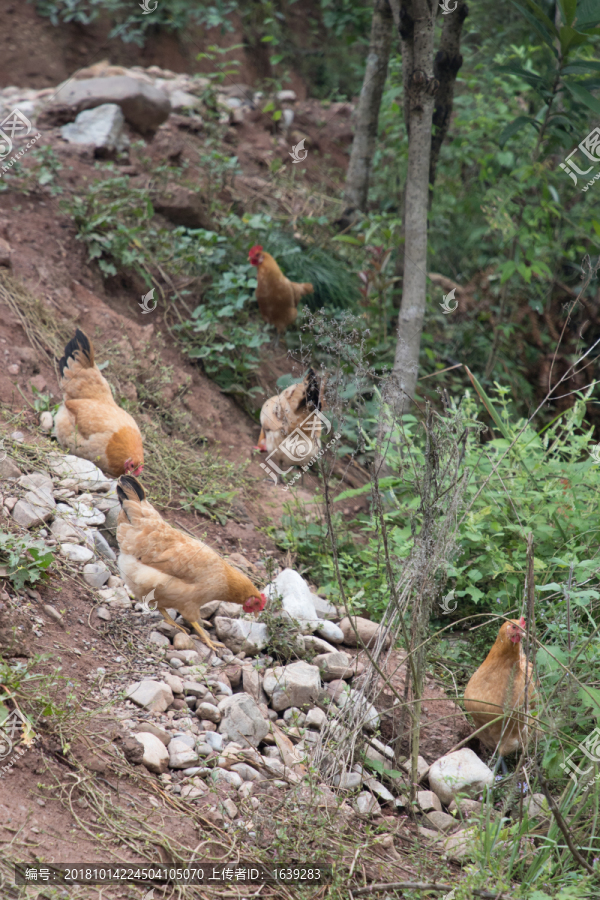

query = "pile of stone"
[[0, 60, 300, 157]]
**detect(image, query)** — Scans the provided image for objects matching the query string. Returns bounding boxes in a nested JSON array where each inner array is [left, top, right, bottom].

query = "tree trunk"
[[429, 2, 468, 193], [391, 0, 436, 413], [343, 0, 394, 216]]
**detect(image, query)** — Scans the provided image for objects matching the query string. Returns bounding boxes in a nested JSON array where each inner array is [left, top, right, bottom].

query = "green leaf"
[[511, 1, 558, 49], [498, 116, 538, 148], [564, 80, 600, 115], [578, 685, 600, 712], [558, 0, 577, 26], [559, 24, 590, 53]]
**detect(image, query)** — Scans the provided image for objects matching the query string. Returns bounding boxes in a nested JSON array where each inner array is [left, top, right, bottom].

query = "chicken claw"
[[189, 620, 224, 652]]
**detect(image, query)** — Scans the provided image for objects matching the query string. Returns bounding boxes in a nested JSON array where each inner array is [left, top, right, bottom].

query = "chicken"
[[464, 617, 537, 772], [55, 329, 144, 478], [248, 245, 314, 333], [256, 369, 324, 476], [116, 475, 266, 650]]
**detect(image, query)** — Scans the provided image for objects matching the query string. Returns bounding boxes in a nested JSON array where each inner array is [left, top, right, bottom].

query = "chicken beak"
[[255, 429, 267, 452]]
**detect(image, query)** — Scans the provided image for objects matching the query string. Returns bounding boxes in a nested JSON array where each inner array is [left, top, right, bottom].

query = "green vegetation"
[[0, 533, 54, 591]]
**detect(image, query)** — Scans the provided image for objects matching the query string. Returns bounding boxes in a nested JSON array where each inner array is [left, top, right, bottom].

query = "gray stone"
[[149, 631, 171, 648], [283, 707, 306, 727], [47, 454, 113, 491], [523, 792, 550, 819], [313, 651, 357, 682], [337, 689, 379, 732], [66, 500, 105, 527], [448, 798, 483, 819], [164, 673, 183, 695], [354, 791, 380, 816], [214, 617, 268, 655], [218, 694, 269, 748], [230, 762, 265, 782], [426, 810, 459, 833], [442, 826, 479, 862], [211, 768, 243, 789], [168, 738, 199, 769], [50, 518, 86, 543], [196, 702, 221, 724], [310, 593, 339, 621], [263, 661, 321, 712], [428, 749, 494, 807], [133, 732, 169, 774], [60, 103, 127, 154], [182, 681, 207, 699], [50, 76, 170, 133], [305, 707, 327, 730], [221, 798, 238, 819], [59, 543, 94, 563], [302, 634, 338, 655], [339, 616, 391, 649], [215, 601, 242, 619], [82, 562, 110, 588], [401, 755, 430, 782], [204, 731, 223, 752], [92, 529, 117, 560], [0, 457, 21, 479], [417, 790, 442, 813], [135, 722, 171, 746], [12, 486, 55, 528], [18, 472, 52, 491], [95, 607, 111, 622], [242, 666, 268, 705], [125, 680, 174, 713], [197, 600, 221, 618], [332, 771, 362, 790], [315, 620, 344, 643]]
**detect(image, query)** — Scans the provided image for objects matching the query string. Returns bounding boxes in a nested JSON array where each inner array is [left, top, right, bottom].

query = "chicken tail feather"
[[117, 475, 146, 506], [59, 328, 95, 376]]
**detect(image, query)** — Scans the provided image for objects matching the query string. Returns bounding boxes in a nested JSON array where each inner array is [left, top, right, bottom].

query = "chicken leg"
[[188, 620, 224, 652], [158, 608, 189, 635]]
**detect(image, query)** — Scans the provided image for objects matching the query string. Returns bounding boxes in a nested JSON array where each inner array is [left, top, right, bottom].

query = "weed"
[[0, 534, 54, 591]]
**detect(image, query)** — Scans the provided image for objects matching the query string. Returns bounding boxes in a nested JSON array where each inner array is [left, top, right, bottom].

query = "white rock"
[[181, 783, 207, 799], [316, 620, 344, 643], [402, 755, 430, 782], [164, 673, 183, 694], [230, 762, 265, 782], [428, 749, 494, 806], [68, 500, 106, 527], [82, 562, 110, 587], [313, 651, 354, 681], [60, 543, 94, 563], [11, 486, 55, 528], [203, 731, 223, 752], [214, 617, 268, 655], [263, 660, 321, 712], [305, 707, 327, 730], [50, 518, 86, 542], [310, 594, 339, 620], [61, 103, 127, 152], [133, 732, 169, 774], [215, 601, 241, 618], [302, 634, 338, 655], [264, 569, 319, 633], [18, 472, 53, 491], [125, 680, 174, 713], [337, 689, 379, 732], [355, 791, 380, 816], [182, 681, 207, 699], [218, 694, 269, 747], [149, 631, 171, 648], [168, 738, 199, 769], [39, 411, 54, 433], [196, 702, 221, 723], [47, 454, 112, 491], [332, 771, 362, 790], [211, 768, 243, 789]]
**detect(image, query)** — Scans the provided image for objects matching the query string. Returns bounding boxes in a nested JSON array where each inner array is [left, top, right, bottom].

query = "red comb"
[[248, 244, 263, 256]]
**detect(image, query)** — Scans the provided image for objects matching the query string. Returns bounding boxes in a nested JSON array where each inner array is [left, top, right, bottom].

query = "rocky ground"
[[0, 50, 540, 900]]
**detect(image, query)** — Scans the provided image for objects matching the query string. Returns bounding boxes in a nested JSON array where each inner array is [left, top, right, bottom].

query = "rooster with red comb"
[[248, 245, 314, 334]]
